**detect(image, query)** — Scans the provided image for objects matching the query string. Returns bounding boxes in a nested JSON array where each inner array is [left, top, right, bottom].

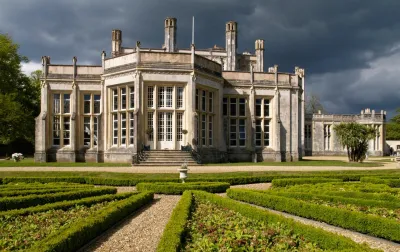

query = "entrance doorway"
[[157, 112, 174, 149]]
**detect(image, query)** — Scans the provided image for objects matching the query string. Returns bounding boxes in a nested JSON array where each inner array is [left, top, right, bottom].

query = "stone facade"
[[305, 109, 387, 157], [34, 17, 306, 163]]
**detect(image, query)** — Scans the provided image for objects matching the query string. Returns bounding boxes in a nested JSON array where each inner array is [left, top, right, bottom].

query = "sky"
[[1, 0, 399, 118]]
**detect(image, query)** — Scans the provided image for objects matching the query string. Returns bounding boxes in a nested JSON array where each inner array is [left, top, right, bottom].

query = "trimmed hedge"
[[268, 191, 400, 210], [0, 192, 137, 217], [272, 178, 343, 187], [0, 187, 117, 211], [2, 177, 87, 184], [157, 190, 377, 251], [361, 177, 400, 188], [157, 191, 193, 252], [227, 189, 400, 242], [0, 188, 82, 197], [323, 191, 399, 202], [28, 191, 154, 252], [136, 182, 230, 195]]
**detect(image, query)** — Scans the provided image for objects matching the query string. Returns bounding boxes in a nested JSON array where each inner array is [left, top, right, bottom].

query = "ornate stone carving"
[[295, 67, 305, 78], [190, 72, 197, 82]]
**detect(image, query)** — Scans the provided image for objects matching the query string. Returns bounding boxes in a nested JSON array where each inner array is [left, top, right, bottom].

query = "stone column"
[[249, 64, 257, 162], [69, 57, 78, 162], [133, 70, 141, 156], [273, 65, 281, 161]]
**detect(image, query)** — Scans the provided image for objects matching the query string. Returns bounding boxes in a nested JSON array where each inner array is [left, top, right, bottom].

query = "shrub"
[[136, 182, 230, 195], [157, 191, 193, 252], [272, 178, 343, 187], [29, 191, 154, 252], [2, 177, 86, 184], [227, 189, 400, 242], [0, 187, 117, 211], [268, 191, 400, 210], [361, 177, 400, 188]]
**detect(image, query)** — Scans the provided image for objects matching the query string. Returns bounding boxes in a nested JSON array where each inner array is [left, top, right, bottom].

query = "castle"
[[34, 17, 385, 164]]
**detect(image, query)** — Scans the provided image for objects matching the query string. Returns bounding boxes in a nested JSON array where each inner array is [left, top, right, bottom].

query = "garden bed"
[[157, 191, 378, 251], [0, 182, 153, 251], [228, 185, 400, 242], [136, 182, 230, 194]]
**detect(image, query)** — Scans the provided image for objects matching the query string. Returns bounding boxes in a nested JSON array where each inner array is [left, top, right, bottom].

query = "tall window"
[[324, 125, 331, 150], [129, 87, 135, 109], [208, 116, 213, 146], [305, 124, 312, 149], [110, 85, 135, 146], [224, 96, 247, 147], [254, 98, 271, 148], [148, 86, 154, 108], [177, 113, 183, 141], [177, 87, 183, 108], [148, 112, 154, 141], [158, 86, 173, 108], [223, 97, 228, 116], [52, 93, 71, 146], [82, 93, 101, 148], [195, 88, 214, 147]]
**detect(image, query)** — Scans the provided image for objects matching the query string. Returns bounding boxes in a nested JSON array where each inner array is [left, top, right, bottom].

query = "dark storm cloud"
[[1, 0, 400, 116]]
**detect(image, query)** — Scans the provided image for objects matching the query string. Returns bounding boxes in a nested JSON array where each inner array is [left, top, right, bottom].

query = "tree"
[[305, 94, 325, 114], [386, 122, 400, 140], [334, 122, 376, 162], [0, 33, 40, 149]]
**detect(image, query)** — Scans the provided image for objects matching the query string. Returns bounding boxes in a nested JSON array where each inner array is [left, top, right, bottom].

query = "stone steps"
[[135, 150, 200, 166]]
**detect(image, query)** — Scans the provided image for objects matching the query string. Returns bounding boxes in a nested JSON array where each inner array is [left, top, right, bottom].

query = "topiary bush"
[[136, 182, 230, 194]]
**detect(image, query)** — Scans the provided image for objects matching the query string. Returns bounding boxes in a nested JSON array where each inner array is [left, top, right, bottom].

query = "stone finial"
[[268, 67, 275, 73], [226, 21, 237, 32], [295, 66, 305, 78], [318, 110, 322, 114], [72, 56, 77, 64], [255, 39, 264, 50], [136, 41, 141, 48], [101, 51, 106, 58]]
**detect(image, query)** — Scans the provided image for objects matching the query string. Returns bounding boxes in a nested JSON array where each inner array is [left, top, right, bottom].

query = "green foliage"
[[0, 187, 116, 211], [333, 122, 376, 162], [184, 200, 324, 251], [157, 191, 193, 252], [0, 187, 82, 197], [0, 192, 136, 217], [29, 191, 154, 252], [271, 178, 343, 187], [227, 189, 400, 242], [0, 34, 40, 146], [0, 201, 112, 251], [385, 122, 400, 140], [361, 177, 400, 188], [193, 191, 377, 251], [136, 182, 230, 195], [3, 177, 87, 184]]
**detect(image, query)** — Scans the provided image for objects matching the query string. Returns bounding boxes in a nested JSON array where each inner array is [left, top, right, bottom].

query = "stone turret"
[[111, 29, 122, 57], [225, 21, 237, 71], [255, 39, 264, 72], [164, 17, 177, 52]]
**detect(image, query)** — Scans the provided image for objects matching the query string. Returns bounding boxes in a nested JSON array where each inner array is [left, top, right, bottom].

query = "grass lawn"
[[206, 158, 384, 167], [0, 158, 384, 167], [0, 158, 130, 167], [0, 169, 399, 181]]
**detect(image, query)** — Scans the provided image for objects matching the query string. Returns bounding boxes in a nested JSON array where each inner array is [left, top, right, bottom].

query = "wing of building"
[[35, 17, 310, 164]]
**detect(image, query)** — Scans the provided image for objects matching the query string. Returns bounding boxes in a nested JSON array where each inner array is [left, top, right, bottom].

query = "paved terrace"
[[0, 156, 396, 173]]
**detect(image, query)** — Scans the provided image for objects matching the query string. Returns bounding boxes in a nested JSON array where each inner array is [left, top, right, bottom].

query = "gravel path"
[[82, 194, 180, 252]]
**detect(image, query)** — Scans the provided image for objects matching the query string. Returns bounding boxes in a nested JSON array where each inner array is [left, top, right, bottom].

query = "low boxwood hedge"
[[157, 190, 377, 251], [271, 178, 343, 187], [28, 191, 154, 252], [157, 191, 193, 251], [227, 189, 400, 242], [361, 177, 400, 188], [2, 177, 87, 184], [0, 192, 137, 217], [268, 191, 400, 210], [0, 187, 81, 197], [136, 182, 230, 195], [0, 187, 117, 211]]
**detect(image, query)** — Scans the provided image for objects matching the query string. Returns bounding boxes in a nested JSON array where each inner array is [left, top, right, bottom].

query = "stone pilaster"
[[249, 64, 257, 162], [35, 56, 50, 162]]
